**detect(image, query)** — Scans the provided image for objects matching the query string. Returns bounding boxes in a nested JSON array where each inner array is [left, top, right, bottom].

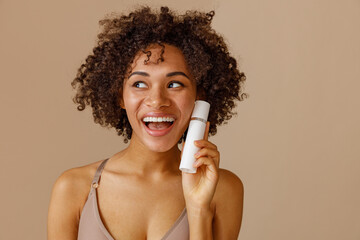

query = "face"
[[121, 44, 197, 152]]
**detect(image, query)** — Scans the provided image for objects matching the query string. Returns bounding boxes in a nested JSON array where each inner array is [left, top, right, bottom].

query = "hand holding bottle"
[[181, 121, 220, 211]]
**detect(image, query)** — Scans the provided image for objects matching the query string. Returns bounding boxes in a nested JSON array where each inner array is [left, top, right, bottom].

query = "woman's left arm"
[[212, 168, 244, 239], [182, 122, 244, 240]]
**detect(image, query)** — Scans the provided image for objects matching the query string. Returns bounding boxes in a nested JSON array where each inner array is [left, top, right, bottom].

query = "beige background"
[[0, 0, 359, 239]]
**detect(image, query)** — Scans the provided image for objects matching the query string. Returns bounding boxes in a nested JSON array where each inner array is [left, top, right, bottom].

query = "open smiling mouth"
[[142, 117, 175, 136]]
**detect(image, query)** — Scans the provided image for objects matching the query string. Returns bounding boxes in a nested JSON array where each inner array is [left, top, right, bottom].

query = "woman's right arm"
[[47, 169, 86, 240]]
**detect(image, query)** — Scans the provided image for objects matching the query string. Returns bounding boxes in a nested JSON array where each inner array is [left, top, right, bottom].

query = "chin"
[[142, 137, 179, 153]]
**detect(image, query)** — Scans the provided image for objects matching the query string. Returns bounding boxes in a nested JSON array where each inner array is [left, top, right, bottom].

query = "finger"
[[194, 147, 219, 160], [204, 121, 210, 140], [193, 156, 219, 177], [194, 148, 220, 168], [194, 139, 217, 150]]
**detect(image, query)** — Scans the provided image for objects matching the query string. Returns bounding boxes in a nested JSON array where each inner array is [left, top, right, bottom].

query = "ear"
[[118, 90, 126, 109], [120, 101, 125, 109], [119, 98, 126, 109]]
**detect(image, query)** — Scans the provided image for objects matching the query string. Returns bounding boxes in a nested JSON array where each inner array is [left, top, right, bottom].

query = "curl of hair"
[[71, 6, 249, 143]]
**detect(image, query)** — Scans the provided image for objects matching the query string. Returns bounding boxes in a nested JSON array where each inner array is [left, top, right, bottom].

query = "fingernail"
[[194, 152, 199, 158], [193, 160, 199, 167]]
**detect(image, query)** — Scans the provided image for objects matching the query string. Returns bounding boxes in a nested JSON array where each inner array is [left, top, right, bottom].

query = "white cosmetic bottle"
[[179, 100, 210, 173]]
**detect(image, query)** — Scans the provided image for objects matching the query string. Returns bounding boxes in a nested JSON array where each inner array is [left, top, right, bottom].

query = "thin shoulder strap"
[[91, 158, 110, 188]]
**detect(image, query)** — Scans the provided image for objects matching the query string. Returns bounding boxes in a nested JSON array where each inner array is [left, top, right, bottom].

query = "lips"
[[141, 112, 177, 137]]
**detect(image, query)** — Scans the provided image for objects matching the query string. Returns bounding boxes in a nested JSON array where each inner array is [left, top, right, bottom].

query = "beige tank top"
[[77, 158, 190, 240]]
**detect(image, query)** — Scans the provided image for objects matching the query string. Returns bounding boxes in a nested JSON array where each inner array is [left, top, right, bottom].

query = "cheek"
[[177, 95, 196, 119], [122, 90, 143, 124], [123, 89, 141, 109]]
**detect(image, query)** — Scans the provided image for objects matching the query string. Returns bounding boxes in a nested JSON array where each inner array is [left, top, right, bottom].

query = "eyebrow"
[[166, 72, 190, 79], [128, 71, 190, 80]]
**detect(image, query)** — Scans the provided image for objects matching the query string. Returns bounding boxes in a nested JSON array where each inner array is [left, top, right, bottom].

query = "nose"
[[144, 87, 171, 109]]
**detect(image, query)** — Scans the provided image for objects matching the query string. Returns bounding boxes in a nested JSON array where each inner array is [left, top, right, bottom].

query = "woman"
[[48, 6, 247, 240]]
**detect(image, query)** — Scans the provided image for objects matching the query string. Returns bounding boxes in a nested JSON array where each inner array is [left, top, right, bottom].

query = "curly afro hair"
[[71, 6, 248, 143]]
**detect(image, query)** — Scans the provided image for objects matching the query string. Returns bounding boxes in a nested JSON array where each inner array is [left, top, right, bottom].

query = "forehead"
[[129, 44, 190, 73]]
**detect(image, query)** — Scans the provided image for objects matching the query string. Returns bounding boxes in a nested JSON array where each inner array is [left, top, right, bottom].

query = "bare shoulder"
[[47, 160, 103, 239], [212, 168, 244, 240], [52, 160, 101, 202], [218, 168, 244, 194], [214, 168, 244, 211]]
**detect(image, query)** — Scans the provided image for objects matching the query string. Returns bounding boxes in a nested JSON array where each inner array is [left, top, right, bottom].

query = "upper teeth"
[[143, 117, 175, 122]]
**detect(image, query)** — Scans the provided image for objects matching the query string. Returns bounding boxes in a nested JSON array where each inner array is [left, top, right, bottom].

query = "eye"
[[133, 81, 147, 88], [168, 81, 183, 88]]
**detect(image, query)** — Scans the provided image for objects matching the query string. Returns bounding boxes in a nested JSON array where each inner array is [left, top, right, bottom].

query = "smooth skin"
[[47, 44, 243, 240]]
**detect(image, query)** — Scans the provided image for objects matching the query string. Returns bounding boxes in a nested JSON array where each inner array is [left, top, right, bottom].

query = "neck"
[[119, 137, 182, 181]]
